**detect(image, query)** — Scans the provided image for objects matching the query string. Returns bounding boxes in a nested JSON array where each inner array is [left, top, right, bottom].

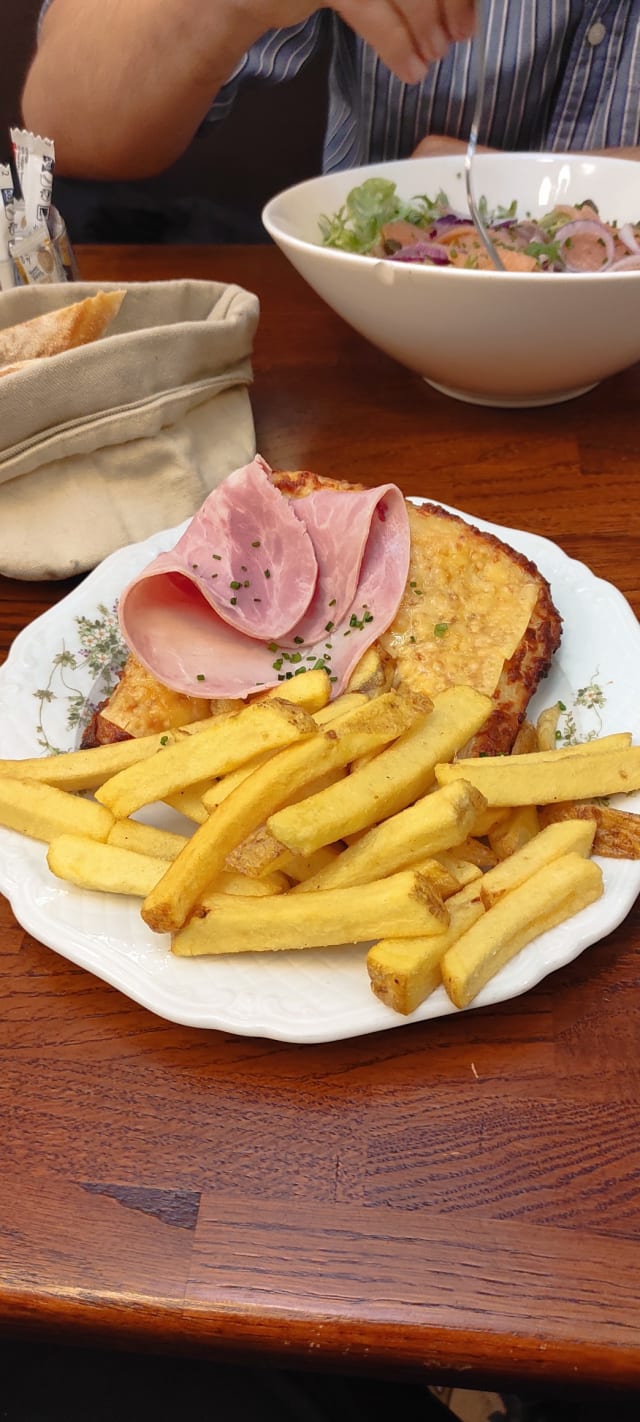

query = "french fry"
[[536, 702, 563, 752], [290, 780, 487, 894], [511, 720, 539, 755], [346, 644, 395, 696], [48, 835, 171, 897], [348, 689, 432, 773], [49, 833, 287, 899], [225, 766, 348, 876], [441, 852, 604, 1009], [452, 818, 596, 910], [280, 844, 342, 883], [435, 743, 640, 806], [266, 685, 493, 859], [488, 805, 540, 861], [205, 698, 251, 722], [471, 806, 511, 837], [203, 754, 346, 816], [450, 836, 498, 870], [539, 801, 640, 859], [0, 730, 178, 792], [198, 696, 364, 815], [202, 757, 273, 813], [410, 858, 461, 899], [142, 690, 419, 933], [313, 692, 368, 725], [212, 870, 290, 897], [227, 825, 345, 880], [186, 669, 333, 729], [433, 851, 483, 888], [261, 668, 332, 713], [367, 898, 485, 1015], [95, 698, 316, 820], [163, 781, 211, 823], [107, 820, 189, 859], [172, 868, 449, 957], [0, 778, 113, 843]]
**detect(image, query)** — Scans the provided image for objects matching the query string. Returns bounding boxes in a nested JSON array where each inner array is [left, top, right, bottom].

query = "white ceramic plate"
[[2, 503, 639, 1042]]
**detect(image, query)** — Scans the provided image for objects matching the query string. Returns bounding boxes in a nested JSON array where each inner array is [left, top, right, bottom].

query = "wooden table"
[[2, 245, 640, 1396]]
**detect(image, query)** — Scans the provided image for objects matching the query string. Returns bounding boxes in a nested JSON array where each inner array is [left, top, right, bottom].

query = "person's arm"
[[22, 0, 477, 179], [22, 0, 271, 178]]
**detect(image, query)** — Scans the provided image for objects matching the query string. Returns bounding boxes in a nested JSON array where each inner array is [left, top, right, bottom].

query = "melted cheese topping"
[[379, 506, 538, 699]]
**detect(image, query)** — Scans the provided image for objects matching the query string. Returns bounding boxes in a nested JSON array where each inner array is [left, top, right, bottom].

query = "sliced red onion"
[[609, 253, 640, 272], [389, 240, 450, 265], [431, 214, 473, 237], [619, 222, 640, 255], [555, 219, 615, 272], [512, 221, 546, 245]]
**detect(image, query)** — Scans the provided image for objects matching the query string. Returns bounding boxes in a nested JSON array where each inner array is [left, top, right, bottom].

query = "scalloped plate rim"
[[1, 497, 639, 1042]]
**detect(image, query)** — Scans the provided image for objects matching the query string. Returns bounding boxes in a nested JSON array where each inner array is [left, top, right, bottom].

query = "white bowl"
[[263, 153, 640, 408]]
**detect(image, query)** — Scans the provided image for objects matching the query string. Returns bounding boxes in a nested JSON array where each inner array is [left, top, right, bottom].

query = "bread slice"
[[0, 289, 125, 369]]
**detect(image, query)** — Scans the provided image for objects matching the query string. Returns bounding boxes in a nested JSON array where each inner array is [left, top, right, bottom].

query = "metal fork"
[[464, 0, 505, 270]]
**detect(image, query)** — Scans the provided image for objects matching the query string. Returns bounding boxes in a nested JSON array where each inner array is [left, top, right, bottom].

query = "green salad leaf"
[[318, 179, 451, 253]]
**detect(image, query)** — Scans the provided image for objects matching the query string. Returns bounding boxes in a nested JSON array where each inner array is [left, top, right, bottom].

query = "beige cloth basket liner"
[[0, 278, 260, 579]]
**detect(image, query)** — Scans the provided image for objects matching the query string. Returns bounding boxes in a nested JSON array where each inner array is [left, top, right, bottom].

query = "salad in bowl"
[[318, 178, 640, 274]]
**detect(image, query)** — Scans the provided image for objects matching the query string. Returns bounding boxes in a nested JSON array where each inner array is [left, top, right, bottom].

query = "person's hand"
[[334, 0, 477, 83], [412, 133, 494, 157], [254, 1, 476, 84]]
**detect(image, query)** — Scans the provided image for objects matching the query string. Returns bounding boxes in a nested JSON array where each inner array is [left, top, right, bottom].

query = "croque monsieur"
[[82, 466, 562, 756]]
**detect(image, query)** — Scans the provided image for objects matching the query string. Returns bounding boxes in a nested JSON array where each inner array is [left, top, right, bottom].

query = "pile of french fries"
[[1, 650, 640, 1017]]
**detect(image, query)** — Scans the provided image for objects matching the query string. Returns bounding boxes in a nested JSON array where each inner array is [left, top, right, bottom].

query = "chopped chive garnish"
[[230, 597, 237, 606], [251, 540, 261, 547], [230, 580, 241, 589], [325, 621, 334, 632], [264, 569, 271, 579], [196, 674, 205, 682]]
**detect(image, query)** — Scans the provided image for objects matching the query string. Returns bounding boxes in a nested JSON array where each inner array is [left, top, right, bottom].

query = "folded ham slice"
[[118, 457, 410, 699]]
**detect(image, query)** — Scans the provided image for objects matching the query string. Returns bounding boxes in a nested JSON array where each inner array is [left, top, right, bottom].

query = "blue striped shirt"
[[214, 2, 640, 168], [39, 1, 640, 167]]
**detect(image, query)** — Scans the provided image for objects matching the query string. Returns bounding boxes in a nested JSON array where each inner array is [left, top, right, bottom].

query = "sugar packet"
[[0, 163, 17, 289], [1, 127, 77, 289], [10, 127, 55, 232]]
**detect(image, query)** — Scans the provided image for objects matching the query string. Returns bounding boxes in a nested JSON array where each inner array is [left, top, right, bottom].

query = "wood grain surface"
[[1, 245, 640, 1392]]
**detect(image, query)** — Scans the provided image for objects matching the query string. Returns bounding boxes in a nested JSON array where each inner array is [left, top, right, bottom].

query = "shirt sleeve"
[[209, 15, 325, 121], [37, 0, 54, 32]]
